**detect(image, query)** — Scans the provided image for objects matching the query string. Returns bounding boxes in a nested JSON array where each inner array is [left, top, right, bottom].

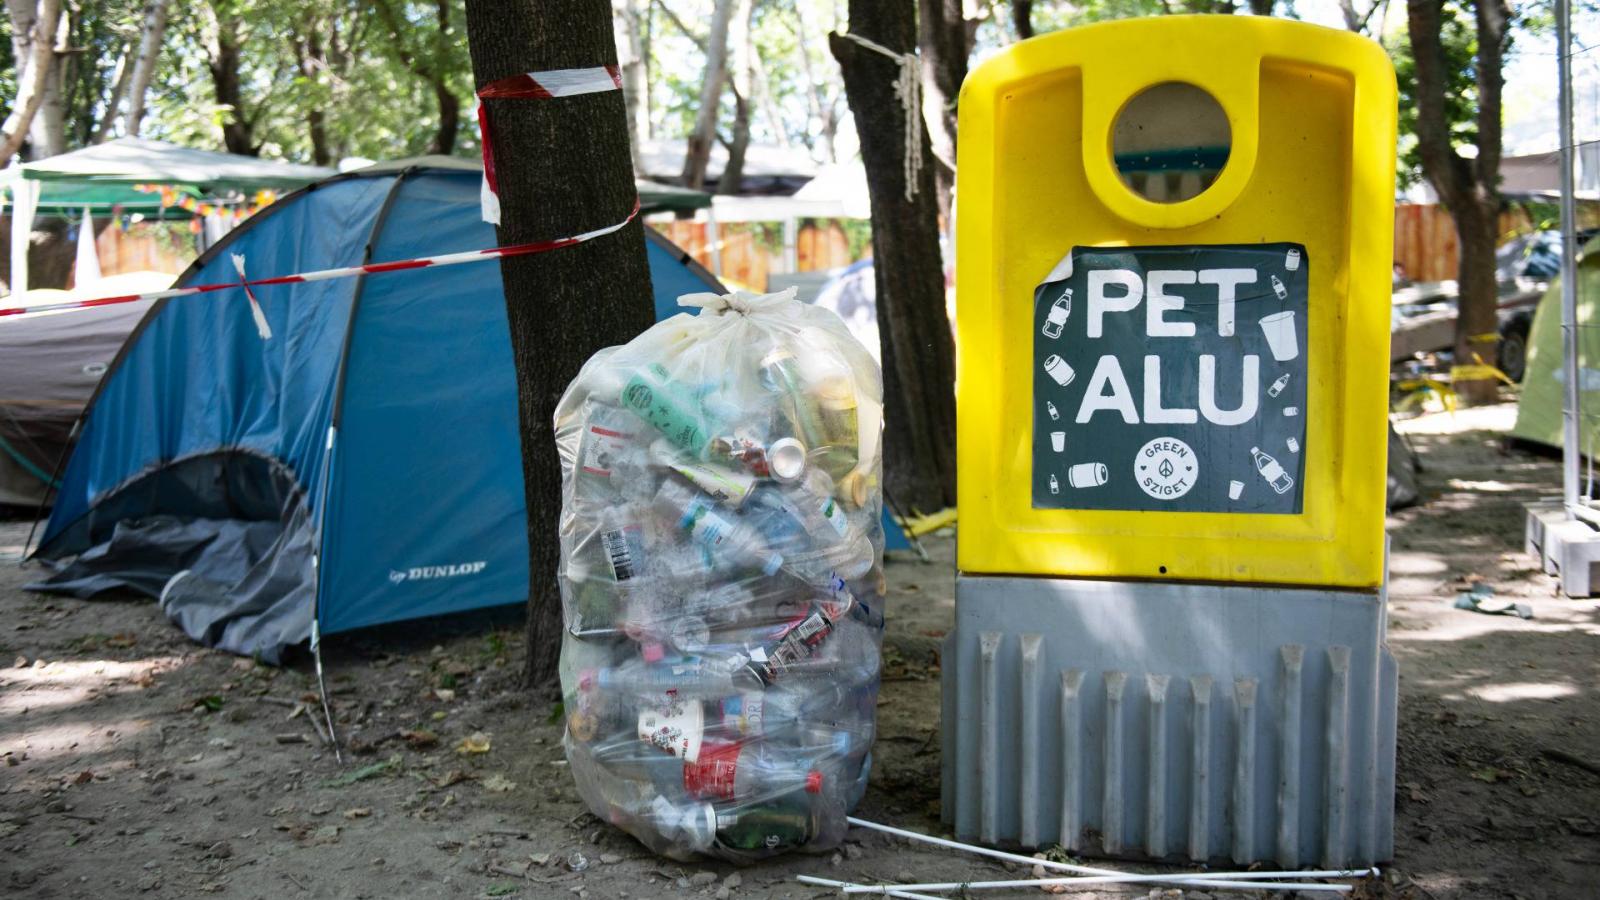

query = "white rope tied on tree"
[[839, 31, 923, 202]]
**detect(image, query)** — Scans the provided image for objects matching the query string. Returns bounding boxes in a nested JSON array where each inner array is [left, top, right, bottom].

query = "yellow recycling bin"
[[942, 17, 1398, 868]]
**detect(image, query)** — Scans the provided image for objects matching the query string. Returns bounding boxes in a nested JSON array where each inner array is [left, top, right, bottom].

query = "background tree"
[[2, 0, 65, 161], [1406, 0, 1511, 404], [462, 0, 656, 686], [831, 0, 958, 512]]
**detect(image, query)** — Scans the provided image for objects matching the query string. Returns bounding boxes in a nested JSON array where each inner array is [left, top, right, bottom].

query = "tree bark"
[[1, 0, 64, 163], [614, 0, 651, 171], [832, 0, 958, 512], [793, 2, 837, 162], [917, 0, 966, 224], [1407, 0, 1508, 404], [681, 0, 736, 189], [1011, 0, 1034, 38], [93, 41, 134, 144], [123, 0, 170, 136], [463, 0, 656, 687], [202, 4, 256, 155], [717, 0, 755, 196]]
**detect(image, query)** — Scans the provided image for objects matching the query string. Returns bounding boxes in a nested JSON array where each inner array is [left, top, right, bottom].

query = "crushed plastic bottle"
[[554, 288, 882, 862]]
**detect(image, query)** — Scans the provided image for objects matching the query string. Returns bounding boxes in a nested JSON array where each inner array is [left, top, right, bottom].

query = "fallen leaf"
[[106, 633, 137, 649], [401, 729, 438, 749], [344, 807, 372, 819], [456, 732, 491, 755], [481, 774, 516, 793], [432, 769, 473, 788]]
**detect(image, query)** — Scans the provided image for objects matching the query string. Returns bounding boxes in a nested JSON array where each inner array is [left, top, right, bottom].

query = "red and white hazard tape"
[[476, 65, 622, 224], [0, 197, 639, 322]]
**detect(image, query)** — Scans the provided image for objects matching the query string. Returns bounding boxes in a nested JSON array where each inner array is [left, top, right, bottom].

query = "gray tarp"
[[0, 299, 155, 507]]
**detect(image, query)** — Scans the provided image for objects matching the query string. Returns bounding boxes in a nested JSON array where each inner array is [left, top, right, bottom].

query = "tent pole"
[[1559, 0, 1581, 519]]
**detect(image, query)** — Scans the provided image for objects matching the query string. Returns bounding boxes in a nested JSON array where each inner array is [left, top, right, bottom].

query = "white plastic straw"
[[842, 816, 1375, 890], [797, 875, 944, 900], [841, 874, 1353, 893]]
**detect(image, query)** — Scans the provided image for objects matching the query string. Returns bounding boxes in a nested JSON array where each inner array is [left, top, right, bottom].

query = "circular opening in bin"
[[1112, 82, 1231, 204]]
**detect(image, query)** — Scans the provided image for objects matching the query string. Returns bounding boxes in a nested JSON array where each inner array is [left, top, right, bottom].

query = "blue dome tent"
[[26, 158, 907, 663], [23, 160, 725, 661]]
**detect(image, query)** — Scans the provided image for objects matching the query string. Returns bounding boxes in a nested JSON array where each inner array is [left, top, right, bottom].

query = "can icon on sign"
[[1068, 462, 1108, 488], [1042, 289, 1072, 339], [1283, 406, 1299, 417], [1043, 354, 1075, 387], [1286, 437, 1300, 453], [1270, 274, 1288, 300], [1285, 248, 1301, 271]]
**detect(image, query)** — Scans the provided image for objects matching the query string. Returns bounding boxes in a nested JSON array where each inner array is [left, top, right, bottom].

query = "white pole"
[[706, 206, 724, 277], [795, 875, 943, 900], [840, 874, 1354, 894], [840, 817, 1375, 887], [1560, 0, 1581, 517]]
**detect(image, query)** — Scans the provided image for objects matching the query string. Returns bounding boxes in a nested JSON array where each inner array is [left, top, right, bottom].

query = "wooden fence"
[[650, 221, 854, 291], [1393, 203, 1536, 283]]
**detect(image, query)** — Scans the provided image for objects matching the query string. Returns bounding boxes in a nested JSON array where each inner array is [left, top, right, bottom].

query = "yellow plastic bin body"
[[955, 16, 1396, 589]]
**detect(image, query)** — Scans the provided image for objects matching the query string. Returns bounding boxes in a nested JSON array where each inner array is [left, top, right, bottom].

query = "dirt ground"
[[2, 402, 1597, 899]]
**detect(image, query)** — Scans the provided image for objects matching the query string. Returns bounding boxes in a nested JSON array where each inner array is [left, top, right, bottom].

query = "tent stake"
[[311, 620, 343, 764]]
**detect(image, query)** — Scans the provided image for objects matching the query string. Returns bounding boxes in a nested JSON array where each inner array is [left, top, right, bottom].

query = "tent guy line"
[[0, 196, 641, 321]]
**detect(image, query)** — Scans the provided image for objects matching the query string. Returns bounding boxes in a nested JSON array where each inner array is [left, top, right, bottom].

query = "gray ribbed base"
[[940, 575, 1396, 867], [1525, 499, 1600, 597]]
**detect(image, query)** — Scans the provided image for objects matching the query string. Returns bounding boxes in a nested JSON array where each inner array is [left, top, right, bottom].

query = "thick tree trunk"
[[681, 0, 736, 190], [0, 217, 75, 292], [917, 0, 966, 224], [123, 0, 170, 136], [1407, 0, 1509, 405], [831, 0, 958, 513], [463, 0, 656, 687], [717, 0, 755, 196], [204, 6, 256, 156], [1, 0, 63, 163], [614, 0, 650, 172], [1011, 0, 1034, 38]]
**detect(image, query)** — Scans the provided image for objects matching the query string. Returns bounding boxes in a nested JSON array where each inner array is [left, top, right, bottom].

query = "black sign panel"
[[1032, 243, 1308, 514]]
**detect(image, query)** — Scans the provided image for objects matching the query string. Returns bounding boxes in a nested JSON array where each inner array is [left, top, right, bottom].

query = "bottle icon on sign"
[[1250, 446, 1294, 495], [1268, 373, 1290, 398], [1270, 275, 1288, 300], [1049, 474, 1060, 495], [1046, 400, 1060, 421], [1042, 289, 1072, 339]]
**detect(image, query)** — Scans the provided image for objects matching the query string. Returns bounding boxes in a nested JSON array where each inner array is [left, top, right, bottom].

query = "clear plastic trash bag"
[[554, 287, 886, 862]]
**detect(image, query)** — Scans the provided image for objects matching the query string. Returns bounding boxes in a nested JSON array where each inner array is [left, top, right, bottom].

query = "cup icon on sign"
[[1050, 431, 1066, 453], [1228, 480, 1245, 500], [1043, 354, 1075, 387], [1259, 311, 1299, 362], [1068, 462, 1107, 488]]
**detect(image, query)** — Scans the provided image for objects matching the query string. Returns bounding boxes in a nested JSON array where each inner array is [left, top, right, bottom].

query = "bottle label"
[[683, 740, 743, 800], [677, 497, 734, 549], [816, 496, 850, 538], [600, 527, 640, 581]]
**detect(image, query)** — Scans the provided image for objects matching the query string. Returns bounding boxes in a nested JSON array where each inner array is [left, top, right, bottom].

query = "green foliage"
[[1391, 3, 1482, 189]]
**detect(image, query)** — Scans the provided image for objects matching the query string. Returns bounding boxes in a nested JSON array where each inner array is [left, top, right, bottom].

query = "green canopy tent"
[[1512, 238, 1600, 452], [1, 138, 337, 294]]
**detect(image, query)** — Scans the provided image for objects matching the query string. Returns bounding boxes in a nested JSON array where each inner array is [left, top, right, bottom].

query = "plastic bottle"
[[622, 363, 714, 455], [780, 469, 874, 578], [581, 655, 758, 697], [741, 606, 839, 686], [651, 439, 756, 507], [712, 791, 822, 855], [683, 739, 825, 801], [655, 479, 783, 575]]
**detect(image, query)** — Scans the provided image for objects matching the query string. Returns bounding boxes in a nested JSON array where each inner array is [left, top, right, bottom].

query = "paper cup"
[[1050, 431, 1066, 453], [1259, 311, 1299, 362], [638, 699, 705, 762], [1068, 462, 1108, 488], [1228, 480, 1244, 500], [1043, 354, 1075, 387]]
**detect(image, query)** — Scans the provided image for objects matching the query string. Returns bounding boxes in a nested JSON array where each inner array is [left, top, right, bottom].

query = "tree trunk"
[[614, 0, 650, 172], [832, 0, 958, 513], [1012, 0, 1034, 38], [717, 0, 755, 196], [1, 0, 64, 163], [27, 1, 68, 159], [794, 3, 837, 162], [463, 0, 656, 687], [681, 0, 736, 190], [432, 83, 460, 155], [1407, 0, 1509, 405], [123, 0, 170, 136], [93, 42, 134, 143], [203, 5, 256, 155], [917, 0, 966, 225], [0, 217, 75, 291], [1250, 0, 1275, 15]]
